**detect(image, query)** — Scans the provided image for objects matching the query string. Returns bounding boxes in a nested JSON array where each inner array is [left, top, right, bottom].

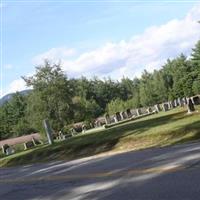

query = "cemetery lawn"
[[1, 106, 200, 167]]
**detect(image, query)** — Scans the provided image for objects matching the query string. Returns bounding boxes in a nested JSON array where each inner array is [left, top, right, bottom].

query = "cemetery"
[[0, 95, 200, 167], [1, 94, 200, 160], [67, 94, 200, 134]]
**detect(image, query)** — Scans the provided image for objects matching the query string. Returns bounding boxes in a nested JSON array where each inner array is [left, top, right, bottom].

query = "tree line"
[[0, 40, 200, 140]]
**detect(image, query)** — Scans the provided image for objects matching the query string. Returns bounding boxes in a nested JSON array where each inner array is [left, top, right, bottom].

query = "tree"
[[139, 70, 157, 106], [191, 40, 200, 94], [23, 60, 73, 132], [72, 96, 102, 122], [0, 92, 34, 139], [106, 98, 126, 115], [152, 70, 168, 103]]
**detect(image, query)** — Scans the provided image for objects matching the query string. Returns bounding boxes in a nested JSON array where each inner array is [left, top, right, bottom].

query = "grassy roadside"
[[1, 106, 200, 167]]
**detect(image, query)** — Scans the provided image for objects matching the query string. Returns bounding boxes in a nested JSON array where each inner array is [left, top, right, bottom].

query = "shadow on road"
[[1, 142, 200, 200]]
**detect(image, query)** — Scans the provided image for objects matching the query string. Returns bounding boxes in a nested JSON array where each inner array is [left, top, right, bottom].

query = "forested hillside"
[[0, 40, 200, 140]]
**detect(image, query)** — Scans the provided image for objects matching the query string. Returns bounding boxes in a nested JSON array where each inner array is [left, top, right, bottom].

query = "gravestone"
[[43, 119, 54, 145], [146, 107, 152, 114], [174, 99, 178, 107], [162, 103, 169, 112], [70, 128, 76, 136], [177, 98, 184, 107], [115, 112, 122, 121], [120, 111, 127, 120], [2, 144, 9, 154], [58, 130, 64, 140], [32, 137, 37, 146], [90, 122, 94, 128], [130, 109, 137, 117], [192, 96, 200, 105], [114, 116, 118, 123], [136, 108, 142, 116], [110, 116, 115, 123], [166, 102, 170, 109], [2, 144, 14, 155], [170, 101, 175, 108], [6, 146, 14, 155], [105, 114, 111, 124], [82, 124, 86, 133], [120, 112, 124, 120], [126, 109, 132, 118], [177, 98, 181, 106], [182, 97, 187, 105], [24, 141, 35, 150], [154, 104, 161, 112], [187, 98, 195, 113], [94, 121, 98, 128]]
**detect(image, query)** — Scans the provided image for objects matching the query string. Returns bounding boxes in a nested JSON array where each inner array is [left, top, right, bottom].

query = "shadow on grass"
[[167, 120, 200, 145], [3, 109, 200, 167]]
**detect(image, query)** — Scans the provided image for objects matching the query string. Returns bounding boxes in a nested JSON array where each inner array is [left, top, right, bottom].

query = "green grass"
[[1, 106, 200, 167]]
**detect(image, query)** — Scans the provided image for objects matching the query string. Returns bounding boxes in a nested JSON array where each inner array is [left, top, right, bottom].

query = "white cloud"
[[33, 47, 76, 65], [34, 4, 200, 80], [2, 79, 29, 97]]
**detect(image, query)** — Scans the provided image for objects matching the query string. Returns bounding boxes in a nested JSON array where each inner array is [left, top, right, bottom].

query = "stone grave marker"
[[120, 111, 127, 120], [24, 141, 35, 150], [115, 112, 122, 121], [146, 107, 152, 114], [177, 98, 184, 107], [182, 97, 187, 105], [2, 144, 9, 154], [154, 104, 161, 112], [192, 96, 200, 105], [114, 116, 118, 123], [43, 119, 54, 145], [170, 101, 175, 108], [174, 99, 178, 107], [2, 144, 14, 155], [105, 113, 111, 124], [162, 103, 169, 112], [136, 108, 142, 116], [187, 98, 195, 113], [82, 124, 86, 133], [126, 109, 132, 118]]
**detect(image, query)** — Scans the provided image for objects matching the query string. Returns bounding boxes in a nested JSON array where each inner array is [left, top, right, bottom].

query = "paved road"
[[1, 142, 200, 200]]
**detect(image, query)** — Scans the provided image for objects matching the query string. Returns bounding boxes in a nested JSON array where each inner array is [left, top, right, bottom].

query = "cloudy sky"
[[1, 1, 200, 97]]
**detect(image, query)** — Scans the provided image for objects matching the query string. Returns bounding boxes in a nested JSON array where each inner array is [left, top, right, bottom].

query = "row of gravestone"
[[42, 95, 200, 144], [104, 107, 158, 125], [44, 95, 200, 144], [1, 137, 42, 155], [104, 95, 200, 125], [50, 95, 200, 137]]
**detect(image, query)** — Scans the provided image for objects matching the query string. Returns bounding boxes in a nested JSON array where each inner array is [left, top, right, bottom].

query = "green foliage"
[[72, 96, 102, 122], [191, 40, 200, 94], [23, 60, 74, 133], [0, 93, 35, 139], [192, 74, 200, 94], [1, 40, 200, 140], [139, 70, 157, 106], [107, 99, 126, 114]]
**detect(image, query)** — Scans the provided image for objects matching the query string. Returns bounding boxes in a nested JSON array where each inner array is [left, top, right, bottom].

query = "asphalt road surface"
[[1, 142, 200, 200]]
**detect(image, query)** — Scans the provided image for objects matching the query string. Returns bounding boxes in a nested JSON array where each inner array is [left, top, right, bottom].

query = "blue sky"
[[1, 1, 200, 97]]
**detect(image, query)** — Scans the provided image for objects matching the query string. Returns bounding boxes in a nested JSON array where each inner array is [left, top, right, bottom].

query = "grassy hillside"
[[1, 106, 200, 167]]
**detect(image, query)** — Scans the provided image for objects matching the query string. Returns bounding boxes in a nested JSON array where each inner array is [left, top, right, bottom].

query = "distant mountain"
[[0, 90, 32, 106]]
